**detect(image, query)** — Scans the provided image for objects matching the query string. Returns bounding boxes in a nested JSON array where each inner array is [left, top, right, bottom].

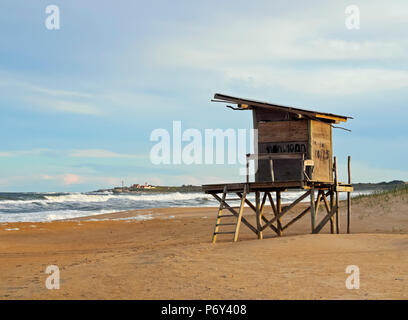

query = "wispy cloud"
[[143, 5, 408, 96], [27, 85, 92, 99], [223, 67, 408, 95], [152, 24, 407, 68], [0, 148, 145, 159], [0, 76, 93, 99], [0, 152, 12, 157], [69, 149, 144, 158], [0, 148, 54, 157], [0, 173, 123, 189], [29, 97, 100, 115], [63, 173, 82, 185], [0, 70, 98, 115]]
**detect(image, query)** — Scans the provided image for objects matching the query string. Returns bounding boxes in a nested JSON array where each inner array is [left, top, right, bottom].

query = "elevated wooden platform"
[[203, 181, 353, 193], [204, 178, 353, 243]]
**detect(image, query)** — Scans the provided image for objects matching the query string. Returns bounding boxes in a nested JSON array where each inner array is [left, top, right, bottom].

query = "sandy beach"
[[0, 194, 407, 300]]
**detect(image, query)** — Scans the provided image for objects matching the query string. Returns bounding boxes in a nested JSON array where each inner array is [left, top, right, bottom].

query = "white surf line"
[[73, 214, 157, 222]]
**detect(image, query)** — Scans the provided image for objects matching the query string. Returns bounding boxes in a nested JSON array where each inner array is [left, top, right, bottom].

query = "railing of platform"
[[245, 153, 314, 187]]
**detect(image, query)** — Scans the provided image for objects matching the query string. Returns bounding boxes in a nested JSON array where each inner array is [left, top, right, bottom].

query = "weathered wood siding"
[[254, 108, 300, 122], [258, 120, 308, 143], [310, 120, 333, 183], [255, 120, 309, 182], [254, 116, 333, 183]]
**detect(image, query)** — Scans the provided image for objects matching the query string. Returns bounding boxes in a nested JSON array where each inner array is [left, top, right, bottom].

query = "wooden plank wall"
[[258, 120, 308, 143], [252, 108, 333, 183], [310, 120, 333, 183], [252, 107, 334, 183], [255, 119, 309, 182]]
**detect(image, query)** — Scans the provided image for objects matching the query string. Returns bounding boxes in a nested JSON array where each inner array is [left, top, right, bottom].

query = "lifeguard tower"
[[202, 93, 353, 243]]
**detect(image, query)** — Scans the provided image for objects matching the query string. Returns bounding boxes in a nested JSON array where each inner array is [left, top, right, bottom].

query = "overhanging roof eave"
[[213, 93, 351, 122]]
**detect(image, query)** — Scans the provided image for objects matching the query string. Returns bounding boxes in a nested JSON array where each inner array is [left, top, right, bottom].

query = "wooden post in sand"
[[276, 191, 282, 236], [347, 156, 351, 234], [329, 190, 335, 234], [310, 185, 316, 233], [255, 191, 263, 239], [334, 157, 340, 234]]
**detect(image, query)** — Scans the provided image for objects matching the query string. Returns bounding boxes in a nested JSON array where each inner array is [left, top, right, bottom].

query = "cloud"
[[69, 149, 143, 158], [0, 148, 145, 159], [63, 174, 82, 185], [27, 85, 92, 99], [0, 152, 12, 157], [141, 5, 408, 96], [0, 148, 54, 157], [0, 173, 124, 188], [0, 70, 98, 115], [0, 68, 181, 117], [153, 27, 406, 69], [29, 97, 100, 115], [0, 76, 93, 99], [223, 67, 408, 95], [40, 174, 54, 180]]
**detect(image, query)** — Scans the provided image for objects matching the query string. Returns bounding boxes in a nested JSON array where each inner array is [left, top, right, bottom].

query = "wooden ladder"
[[212, 185, 247, 243]]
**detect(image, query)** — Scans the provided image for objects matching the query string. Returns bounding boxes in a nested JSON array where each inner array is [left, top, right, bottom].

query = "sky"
[[0, 0, 407, 191]]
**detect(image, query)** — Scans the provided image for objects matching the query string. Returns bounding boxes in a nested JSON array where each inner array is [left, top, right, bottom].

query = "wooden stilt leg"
[[310, 185, 316, 233], [334, 157, 340, 234], [347, 156, 351, 234], [329, 190, 335, 234], [259, 192, 267, 234], [234, 185, 246, 242], [276, 191, 282, 236], [260, 192, 267, 219], [335, 193, 340, 234], [256, 191, 263, 239], [315, 190, 322, 219], [347, 192, 351, 234]]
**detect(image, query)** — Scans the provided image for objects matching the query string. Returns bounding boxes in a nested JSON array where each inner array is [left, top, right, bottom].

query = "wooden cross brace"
[[211, 188, 338, 241], [260, 190, 311, 232], [236, 191, 280, 236]]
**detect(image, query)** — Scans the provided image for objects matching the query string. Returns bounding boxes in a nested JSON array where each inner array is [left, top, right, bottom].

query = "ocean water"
[[0, 190, 372, 222]]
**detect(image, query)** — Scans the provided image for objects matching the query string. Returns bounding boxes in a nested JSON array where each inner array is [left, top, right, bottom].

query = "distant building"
[[129, 183, 156, 190]]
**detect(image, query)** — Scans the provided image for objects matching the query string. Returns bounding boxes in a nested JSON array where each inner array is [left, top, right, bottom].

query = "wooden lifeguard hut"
[[202, 93, 354, 243]]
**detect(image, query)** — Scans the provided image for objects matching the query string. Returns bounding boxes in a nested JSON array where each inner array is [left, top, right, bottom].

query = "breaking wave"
[[0, 190, 371, 222]]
